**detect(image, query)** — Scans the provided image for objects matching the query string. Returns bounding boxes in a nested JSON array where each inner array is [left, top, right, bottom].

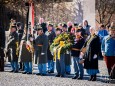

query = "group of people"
[[0, 18, 115, 82]]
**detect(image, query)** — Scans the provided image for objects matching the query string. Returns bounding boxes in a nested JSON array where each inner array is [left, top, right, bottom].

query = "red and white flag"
[[28, 2, 34, 35]]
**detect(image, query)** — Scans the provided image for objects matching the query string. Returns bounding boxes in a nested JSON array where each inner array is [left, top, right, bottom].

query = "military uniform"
[[45, 30, 56, 72], [17, 23, 24, 70], [35, 33, 48, 75], [6, 31, 19, 72]]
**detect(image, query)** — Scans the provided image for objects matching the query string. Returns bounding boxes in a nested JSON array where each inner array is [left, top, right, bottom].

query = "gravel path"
[[0, 59, 115, 86]]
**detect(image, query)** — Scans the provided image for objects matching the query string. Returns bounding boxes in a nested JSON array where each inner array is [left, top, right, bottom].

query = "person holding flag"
[[19, 28, 33, 74], [18, 0, 35, 74]]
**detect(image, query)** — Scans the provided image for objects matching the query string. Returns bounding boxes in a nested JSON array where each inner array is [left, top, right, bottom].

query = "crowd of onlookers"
[[0, 18, 115, 82]]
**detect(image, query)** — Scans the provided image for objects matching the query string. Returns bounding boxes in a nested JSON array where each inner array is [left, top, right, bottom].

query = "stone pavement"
[[0, 59, 115, 86]]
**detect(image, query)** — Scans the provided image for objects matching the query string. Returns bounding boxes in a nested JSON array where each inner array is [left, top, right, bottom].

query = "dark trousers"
[[56, 54, 65, 76], [104, 56, 115, 75], [19, 62, 24, 70], [0, 57, 4, 71], [0, 48, 4, 71]]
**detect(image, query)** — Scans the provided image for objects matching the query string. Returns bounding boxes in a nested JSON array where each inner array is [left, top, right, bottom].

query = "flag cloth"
[[28, 2, 34, 35]]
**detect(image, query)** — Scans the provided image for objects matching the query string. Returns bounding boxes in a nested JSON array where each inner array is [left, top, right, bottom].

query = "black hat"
[[56, 28, 62, 31], [48, 23, 53, 27], [36, 25, 43, 31], [62, 24, 67, 28], [76, 29, 81, 32], [17, 22, 22, 27], [74, 23, 78, 26], [11, 26, 17, 30], [11, 22, 16, 26]]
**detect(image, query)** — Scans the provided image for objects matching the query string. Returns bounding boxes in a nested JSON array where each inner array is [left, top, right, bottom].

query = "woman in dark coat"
[[80, 27, 101, 81]]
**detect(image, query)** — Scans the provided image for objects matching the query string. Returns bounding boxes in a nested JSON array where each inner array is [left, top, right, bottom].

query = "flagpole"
[[25, 1, 29, 41], [27, 0, 35, 66]]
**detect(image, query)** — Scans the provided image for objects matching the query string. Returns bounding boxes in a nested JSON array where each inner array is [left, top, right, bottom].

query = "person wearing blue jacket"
[[101, 26, 115, 77], [97, 24, 108, 43]]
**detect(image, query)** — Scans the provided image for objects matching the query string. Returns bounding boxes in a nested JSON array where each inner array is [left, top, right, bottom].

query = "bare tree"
[[96, 0, 115, 25]]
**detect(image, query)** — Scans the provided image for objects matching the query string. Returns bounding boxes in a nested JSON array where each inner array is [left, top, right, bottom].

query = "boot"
[[108, 69, 111, 76], [0, 58, 4, 71], [88, 75, 93, 81], [91, 75, 97, 81], [72, 75, 78, 79]]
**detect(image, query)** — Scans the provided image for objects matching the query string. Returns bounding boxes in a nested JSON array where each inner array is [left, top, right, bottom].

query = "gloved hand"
[[93, 54, 97, 59], [41, 53, 45, 55]]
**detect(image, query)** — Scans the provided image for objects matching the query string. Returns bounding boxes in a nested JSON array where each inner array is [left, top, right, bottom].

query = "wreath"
[[50, 33, 75, 60]]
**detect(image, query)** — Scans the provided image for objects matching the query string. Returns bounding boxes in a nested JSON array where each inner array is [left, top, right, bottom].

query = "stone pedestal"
[[71, 0, 95, 26]]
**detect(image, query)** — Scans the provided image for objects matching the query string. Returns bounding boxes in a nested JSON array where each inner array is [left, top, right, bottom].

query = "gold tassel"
[[16, 42, 19, 56], [53, 47, 57, 62]]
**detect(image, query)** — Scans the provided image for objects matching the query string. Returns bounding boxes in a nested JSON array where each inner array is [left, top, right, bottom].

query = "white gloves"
[[93, 54, 97, 59], [41, 53, 45, 55], [66, 51, 70, 54]]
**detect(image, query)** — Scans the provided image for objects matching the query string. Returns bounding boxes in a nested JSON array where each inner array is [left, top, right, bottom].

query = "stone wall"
[[63, 0, 95, 26], [83, 0, 95, 27]]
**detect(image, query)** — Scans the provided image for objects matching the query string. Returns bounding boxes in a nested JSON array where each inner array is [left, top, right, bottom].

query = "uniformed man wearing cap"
[[6, 26, 19, 73], [45, 23, 56, 73], [35, 26, 48, 76], [17, 22, 24, 71]]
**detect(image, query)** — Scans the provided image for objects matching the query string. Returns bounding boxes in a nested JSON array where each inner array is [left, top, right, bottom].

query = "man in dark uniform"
[[6, 26, 19, 73], [0, 26, 5, 71], [17, 22, 24, 44], [35, 26, 48, 76], [45, 23, 56, 73], [17, 22, 24, 71]]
